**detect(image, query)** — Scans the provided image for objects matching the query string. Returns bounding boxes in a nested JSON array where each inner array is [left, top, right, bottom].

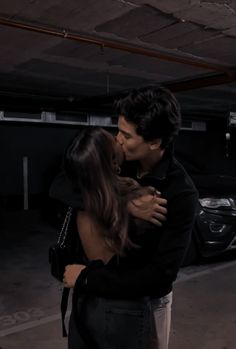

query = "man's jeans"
[[68, 292, 172, 349], [151, 292, 173, 349]]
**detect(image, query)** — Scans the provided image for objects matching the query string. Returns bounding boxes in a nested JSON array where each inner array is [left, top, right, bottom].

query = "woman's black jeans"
[[68, 295, 153, 349]]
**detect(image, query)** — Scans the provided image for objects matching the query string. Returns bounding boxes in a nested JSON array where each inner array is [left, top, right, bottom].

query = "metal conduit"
[[167, 70, 236, 92], [0, 16, 229, 73]]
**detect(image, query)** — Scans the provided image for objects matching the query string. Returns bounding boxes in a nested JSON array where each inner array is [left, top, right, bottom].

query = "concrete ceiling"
[[0, 0, 236, 119]]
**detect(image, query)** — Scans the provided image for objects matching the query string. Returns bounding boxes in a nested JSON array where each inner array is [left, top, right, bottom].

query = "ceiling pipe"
[[166, 69, 236, 92], [0, 16, 229, 73]]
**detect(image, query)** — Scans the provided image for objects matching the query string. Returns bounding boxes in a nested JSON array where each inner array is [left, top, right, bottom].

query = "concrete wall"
[[175, 120, 236, 176], [0, 123, 78, 209], [0, 118, 235, 209]]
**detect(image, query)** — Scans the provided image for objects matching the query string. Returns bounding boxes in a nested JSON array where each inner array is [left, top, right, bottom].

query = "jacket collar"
[[143, 148, 173, 181], [121, 144, 174, 181]]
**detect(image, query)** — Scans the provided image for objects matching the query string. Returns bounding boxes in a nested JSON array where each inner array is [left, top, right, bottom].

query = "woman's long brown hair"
[[64, 127, 136, 255]]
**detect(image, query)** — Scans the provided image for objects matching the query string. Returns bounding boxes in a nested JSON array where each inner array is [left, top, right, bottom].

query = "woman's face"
[[114, 136, 124, 166], [102, 129, 124, 167]]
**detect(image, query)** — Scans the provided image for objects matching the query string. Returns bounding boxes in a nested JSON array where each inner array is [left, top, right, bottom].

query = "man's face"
[[116, 116, 151, 161]]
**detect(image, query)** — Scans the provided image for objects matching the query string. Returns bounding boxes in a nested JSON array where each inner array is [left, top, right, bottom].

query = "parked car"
[[183, 174, 236, 265]]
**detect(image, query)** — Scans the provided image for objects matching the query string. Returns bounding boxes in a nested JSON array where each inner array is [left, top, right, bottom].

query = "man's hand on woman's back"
[[128, 193, 167, 226]]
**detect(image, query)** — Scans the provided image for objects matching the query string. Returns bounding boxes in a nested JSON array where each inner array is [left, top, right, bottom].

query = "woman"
[[63, 127, 157, 349]]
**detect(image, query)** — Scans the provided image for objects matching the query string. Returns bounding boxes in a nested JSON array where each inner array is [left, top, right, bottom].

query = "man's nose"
[[116, 132, 123, 145]]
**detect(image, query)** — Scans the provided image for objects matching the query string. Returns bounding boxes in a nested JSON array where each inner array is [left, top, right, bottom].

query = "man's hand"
[[128, 193, 167, 226], [63, 264, 86, 288]]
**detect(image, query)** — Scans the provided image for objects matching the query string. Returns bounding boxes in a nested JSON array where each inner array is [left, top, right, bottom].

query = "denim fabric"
[[68, 295, 153, 349], [68, 309, 88, 349], [151, 292, 173, 349]]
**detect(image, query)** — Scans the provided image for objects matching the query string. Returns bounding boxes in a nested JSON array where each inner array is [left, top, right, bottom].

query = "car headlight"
[[199, 198, 232, 209]]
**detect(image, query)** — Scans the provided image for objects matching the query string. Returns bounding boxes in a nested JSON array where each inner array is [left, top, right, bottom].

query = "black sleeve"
[[84, 191, 198, 299]]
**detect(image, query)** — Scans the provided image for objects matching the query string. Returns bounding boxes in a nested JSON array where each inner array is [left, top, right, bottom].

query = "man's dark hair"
[[115, 87, 181, 149]]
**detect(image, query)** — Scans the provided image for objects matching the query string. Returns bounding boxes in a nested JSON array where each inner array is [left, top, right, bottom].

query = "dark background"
[[0, 117, 235, 211]]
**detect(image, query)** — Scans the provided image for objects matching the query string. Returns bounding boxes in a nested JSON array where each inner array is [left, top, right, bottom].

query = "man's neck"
[[139, 149, 165, 174]]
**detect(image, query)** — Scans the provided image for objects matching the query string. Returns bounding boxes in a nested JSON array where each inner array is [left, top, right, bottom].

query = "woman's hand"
[[63, 264, 86, 288], [128, 193, 167, 226]]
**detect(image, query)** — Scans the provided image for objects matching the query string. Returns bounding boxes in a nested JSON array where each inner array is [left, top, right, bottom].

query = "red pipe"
[[0, 16, 229, 73]]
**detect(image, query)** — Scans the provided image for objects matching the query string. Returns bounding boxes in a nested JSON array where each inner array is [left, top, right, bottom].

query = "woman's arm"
[[63, 211, 114, 288]]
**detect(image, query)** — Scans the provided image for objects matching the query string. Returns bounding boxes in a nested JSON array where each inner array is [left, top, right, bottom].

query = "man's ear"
[[149, 138, 162, 150]]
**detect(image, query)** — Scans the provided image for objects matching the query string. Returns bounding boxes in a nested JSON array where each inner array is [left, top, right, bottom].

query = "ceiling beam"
[[0, 16, 229, 73], [166, 70, 236, 92]]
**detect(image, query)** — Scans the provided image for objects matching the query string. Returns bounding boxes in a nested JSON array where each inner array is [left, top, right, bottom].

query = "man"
[[55, 87, 198, 348]]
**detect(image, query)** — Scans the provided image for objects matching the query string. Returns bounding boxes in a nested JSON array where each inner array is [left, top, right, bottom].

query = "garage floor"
[[0, 209, 236, 349]]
